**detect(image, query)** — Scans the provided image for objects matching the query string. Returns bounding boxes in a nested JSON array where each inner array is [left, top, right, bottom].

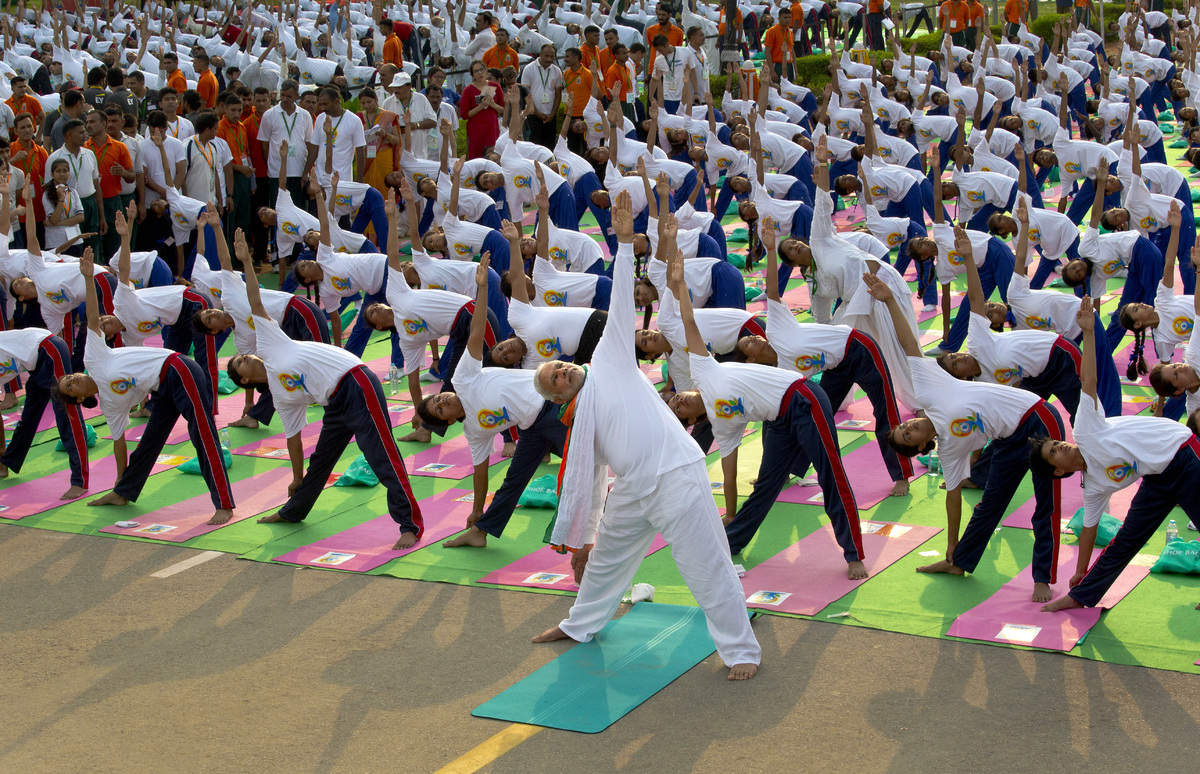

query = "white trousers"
[[559, 461, 762, 667]]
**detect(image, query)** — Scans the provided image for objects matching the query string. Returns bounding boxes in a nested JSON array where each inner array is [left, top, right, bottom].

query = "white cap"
[[394, 72, 412, 87]]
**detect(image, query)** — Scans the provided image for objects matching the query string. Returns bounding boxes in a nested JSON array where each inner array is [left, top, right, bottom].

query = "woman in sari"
[[357, 88, 402, 196]]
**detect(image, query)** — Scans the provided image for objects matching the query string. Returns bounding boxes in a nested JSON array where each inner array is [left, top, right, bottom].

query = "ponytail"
[[1127, 327, 1149, 382]]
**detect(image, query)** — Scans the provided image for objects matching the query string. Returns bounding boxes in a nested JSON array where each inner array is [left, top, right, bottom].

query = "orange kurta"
[[85, 135, 131, 199]]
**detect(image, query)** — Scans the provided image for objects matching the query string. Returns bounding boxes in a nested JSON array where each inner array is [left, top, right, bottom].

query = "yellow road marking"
[[434, 723, 544, 774]]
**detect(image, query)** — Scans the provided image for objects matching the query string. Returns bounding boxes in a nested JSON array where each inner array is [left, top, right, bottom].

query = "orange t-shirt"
[[941, 0, 969, 32], [11, 139, 47, 219], [580, 43, 602, 71], [217, 117, 250, 168], [5, 94, 42, 121], [598, 46, 616, 75], [869, 0, 886, 12], [563, 66, 593, 116], [604, 61, 634, 102], [763, 24, 791, 64], [482, 45, 519, 71], [243, 110, 267, 178], [1004, 0, 1026, 22], [197, 71, 219, 108], [85, 136, 131, 199], [718, 7, 743, 37], [166, 70, 187, 95], [383, 33, 404, 68], [645, 23, 684, 66], [969, 1, 987, 22]]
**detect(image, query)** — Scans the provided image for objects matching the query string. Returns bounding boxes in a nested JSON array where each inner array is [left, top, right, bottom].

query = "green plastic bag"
[[1159, 111, 1175, 121], [661, 362, 668, 383], [1066, 507, 1122, 547], [333, 455, 379, 487], [745, 286, 764, 302], [726, 253, 746, 269], [728, 228, 750, 243], [1191, 188, 1200, 203], [178, 445, 233, 474], [1159, 123, 1176, 135], [518, 474, 559, 508], [1151, 539, 1200, 574], [217, 371, 238, 395], [1048, 166, 1060, 185], [55, 424, 97, 450], [1171, 139, 1190, 149]]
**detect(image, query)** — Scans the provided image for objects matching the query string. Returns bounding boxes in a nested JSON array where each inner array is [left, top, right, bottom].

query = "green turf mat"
[[471, 603, 719, 733]]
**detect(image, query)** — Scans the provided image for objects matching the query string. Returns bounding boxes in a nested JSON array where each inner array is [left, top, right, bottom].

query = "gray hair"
[[533, 361, 560, 402]]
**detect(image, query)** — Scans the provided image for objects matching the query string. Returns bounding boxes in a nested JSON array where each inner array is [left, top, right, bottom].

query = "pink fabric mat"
[[777, 442, 924, 511], [740, 522, 942, 616], [1002, 476, 1136, 530], [270, 488, 474, 572], [230, 404, 413, 460], [98, 465, 299, 543], [478, 535, 671, 590], [945, 544, 1149, 652], [833, 395, 879, 432], [406, 434, 504, 478], [104, 392, 251, 444], [0, 453, 183, 521], [1, 403, 104, 435]]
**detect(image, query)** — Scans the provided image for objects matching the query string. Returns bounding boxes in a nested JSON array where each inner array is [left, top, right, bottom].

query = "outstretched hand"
[[952, 225, 973, 260], [1077, 296, 1095, 332], [79, 247, 95, 278], [862, 271, 892, 302], [499, 218, 520, 242], [476, 252, 491, 286], [760, 216, 777, 252]]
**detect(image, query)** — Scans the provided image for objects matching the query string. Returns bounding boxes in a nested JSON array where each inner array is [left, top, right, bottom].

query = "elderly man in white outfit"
[[530, 192, 761, 681]]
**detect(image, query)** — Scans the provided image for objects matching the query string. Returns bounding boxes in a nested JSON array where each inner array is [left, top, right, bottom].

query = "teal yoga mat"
[[472, 603, 717, 733]]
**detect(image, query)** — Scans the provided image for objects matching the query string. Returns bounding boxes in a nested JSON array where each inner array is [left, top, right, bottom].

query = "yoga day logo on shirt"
[[1063, 161, 1081, 175], [536, 337, 562, 357], [44, 287, 70, 304], [0, 358, 18, 378], [950, 412, 985, 437], [173, 211, 190, 227], [333, 193, 352, 208], [453, 242, 473, 258], [918, 128, 933, 139], [245, 316, 256, 330], [886, 232, 903, 248], [331, 276, 352, 292], [713, 397, 746, 419], [1102, 259, 1124, 275], [835, 119, 851, 132], [132, 279, 145, 289], [993, 366, 1023, 384], [559, 162, 572, 177], [549, 246, 568, 263], [869, 185, 888, 199], [1024, 315, 1052, 330], [716, 156, 733, 169], [794, 353, 827, 372], [402, 318, 430, 335], [543, 289, 568, 306], [1139, 215, 1159, 230], [278, 372, 308, 392], [952, 99, 966, 112], [477, 407, 512, 429], [514, 174, 533, 188], [110, 377, 137, 395], [1106, 461, 1137, 482], [282, 221, 301, 236], [1028, 228, 1041, 242], [946, 250, 967, 266], [136, 318, 163, 334], [209, 286, 223, 299], [1173, 317, 1193, 336], [965, 190, 985, 204]]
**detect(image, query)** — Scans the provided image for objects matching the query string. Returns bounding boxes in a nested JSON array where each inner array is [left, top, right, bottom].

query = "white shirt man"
[[307, 110, 366, 185], [258, 99, 314, 179], [520, 56, 564, 120]]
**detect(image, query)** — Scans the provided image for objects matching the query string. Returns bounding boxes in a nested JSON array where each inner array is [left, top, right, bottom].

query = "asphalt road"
[[3, 527, 1199, 774]]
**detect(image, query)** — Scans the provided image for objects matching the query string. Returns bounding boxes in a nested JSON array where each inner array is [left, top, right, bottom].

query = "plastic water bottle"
[[1167, 519, 1179, 545], [219, 428, 232, 451], [387, 365, 398, 395], [929, 450, 940, 476]]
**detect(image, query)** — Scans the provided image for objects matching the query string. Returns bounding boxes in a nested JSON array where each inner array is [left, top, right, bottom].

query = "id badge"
[[665, 77, 678, 93], [541, 93, 550, 104], [287, 144, 297, 158], [427, 132, 439, 151], [367, 145, 378, 159]]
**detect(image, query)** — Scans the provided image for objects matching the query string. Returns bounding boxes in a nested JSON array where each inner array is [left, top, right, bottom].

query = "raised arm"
[[466, 253, 493, 360], [500, 219, 530, 303], [115, 201, 136, 286], [763, 216, 780, 302], [1163, 200, 1181, 290], [235, 228, 268, 319], [1014, 196, 1030, 277], [79, 247, 101, 334], [314, 175, 331, 247], [863, 271, 922, 357], [534, 165, 550, 261], [957, 225, 986, 312], [205, 205, 233, 272], [387, 186, 404, 271], [1077, 295, 1098, 400]]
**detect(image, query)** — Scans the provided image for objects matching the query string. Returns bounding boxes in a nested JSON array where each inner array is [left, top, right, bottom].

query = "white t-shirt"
[[138, 136, 187, 206], [219, 271, 294, 356], [765, 298, 852, 377], [308, 110, 367, 182], [384, 264, 472, 376], [547, 223, 604, 273], [966, 312, 1059, 385], [646, 256, 717, 307], [258, 103, 314, 178], [42, 189, 84, 252], [1153, 281, 1195, 362], [533, 257, 600, 308], [255, 313, 362, 437], [112, 283, 187, 345], [507, 300, 596, 368], [951, 169, 1015, 223], [442, 214, 494, 261], [1007, 273, 1084, 338], [1075, 394, 1193, 527], [411, 251, 477, 296], [0, 327, 52, 388], [314, 244, 388, 309], [452, 351, 547, 465], [83, 328, 171, 439], [25, 256, 109, 334], [655, 289, 754, 390], [45, 146, 98, 198], [274, 189, 319, 255], [1019, 193, 1081, 260], [909, 355, 1041, 491], [689, 353, 798, 457], [932, 222, 992, 286]]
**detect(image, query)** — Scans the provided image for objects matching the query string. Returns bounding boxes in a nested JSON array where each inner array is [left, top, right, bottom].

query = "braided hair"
[[1127, 327, 1150, 382]]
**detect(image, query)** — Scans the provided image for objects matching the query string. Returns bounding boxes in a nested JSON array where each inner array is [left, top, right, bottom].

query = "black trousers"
[[572, 310, 608, 365]]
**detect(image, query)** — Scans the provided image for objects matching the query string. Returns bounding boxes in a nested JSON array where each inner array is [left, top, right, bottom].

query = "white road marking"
[[150, 551, 224, 578]]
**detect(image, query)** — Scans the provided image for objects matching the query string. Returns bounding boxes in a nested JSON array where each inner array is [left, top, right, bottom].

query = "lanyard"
[[225, 120, 245, 158], [66, 150, 83, 184], [169, 119, 181, 138], [192, 138, 215, 171], [92, 139, 111, 173], [329, 111, 346, 143], [281, 108, 299, 141], [61, 190, 72, 214], [537, 65, 553, 93]]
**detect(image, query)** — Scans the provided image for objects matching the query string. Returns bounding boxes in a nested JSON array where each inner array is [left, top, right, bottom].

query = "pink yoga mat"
[[1002, 477, 1136, 530], [776, 442, 925, 511], [478, 535, 670, 590], [270, 488, 475, 572], [233, 420, 323, 459], [0, 452, 183, 521], [740, 522, 943, 616], [98, 465, 298, 543], [406, 434, 504, 478], [945, 544, 1150, 651], [106, 391, 251, 444], [1, 403, 103, 435]]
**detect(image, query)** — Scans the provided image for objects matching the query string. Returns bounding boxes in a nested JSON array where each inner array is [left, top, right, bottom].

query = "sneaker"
[[1189, 520, 1197, 531], [419, 368, 442, 383], [925, 345, 949, 357], [921, 304, 938, 313]]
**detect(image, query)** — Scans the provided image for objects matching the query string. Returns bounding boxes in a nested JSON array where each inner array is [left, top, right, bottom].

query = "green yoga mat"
[[472, 603, 718, 733]]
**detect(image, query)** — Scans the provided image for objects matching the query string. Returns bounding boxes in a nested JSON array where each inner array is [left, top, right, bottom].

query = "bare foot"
[[228, 416, 259, 429], [443, 527, 488, 548], [61, 486, 86, 500], [847, 560, 868, 580], [88, 492, 128, 507], [1042, 595, 1083, 612], [532, 625, 575, 643], [257, 512, 290, 523], [728, 663, 758, 681], [889, 479, 910, 497], [392, 531, 418, 550], [960, 478, 980, 489], [502, 441, 516, 458], [466, 510, 481, 528], [399, 427, 432, 443], [1031, 582, 1052, 604], [207, 509, 234, 525], [130, 406, 151, 418], [0, 462, 8, 478], [0, 393, 16, 410], [916, 559, 964, 575], [721, 512, 735, 526]]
